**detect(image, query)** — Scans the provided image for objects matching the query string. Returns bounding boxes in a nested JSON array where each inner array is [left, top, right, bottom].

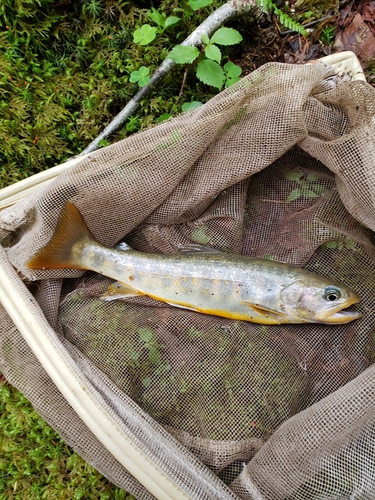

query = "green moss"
[[60, 295, 307, 443], [0, 375, 135, 499], [0, 0, 223, 189]]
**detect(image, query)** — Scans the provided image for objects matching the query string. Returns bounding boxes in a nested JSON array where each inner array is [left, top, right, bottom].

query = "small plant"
[[263, 0, 308, 35], [130, 6, 181, 88], [284, 170, 327, 203], [223, 61, 243, 86], [132, 6, 180, 46], [169, 27, 243, 90], [130, 0, 306, 92], [320, 25, 335, 45], [129, 65, 151, 87], [132, 24, 157, 45], [148, 7, 180, 31], [0, 374, 135, 498], [98, 138, 112, 148], [323, 237, 357, 251]]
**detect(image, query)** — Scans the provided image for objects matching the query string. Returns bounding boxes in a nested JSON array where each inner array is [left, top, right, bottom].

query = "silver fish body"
[[27, 202, 362, 325]]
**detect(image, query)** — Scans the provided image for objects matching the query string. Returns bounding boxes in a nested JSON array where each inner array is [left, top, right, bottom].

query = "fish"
[[26, 202, 362, 325]]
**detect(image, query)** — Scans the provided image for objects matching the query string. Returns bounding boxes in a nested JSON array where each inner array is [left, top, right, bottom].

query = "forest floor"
[[235, 0, 375, 85]]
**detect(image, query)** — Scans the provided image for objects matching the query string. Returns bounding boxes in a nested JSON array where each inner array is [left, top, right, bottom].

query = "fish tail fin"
[[26, 202, 99, 270]]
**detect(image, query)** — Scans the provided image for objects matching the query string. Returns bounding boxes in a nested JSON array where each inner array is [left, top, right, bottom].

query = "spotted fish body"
[[84, 249, 298, 324], [27, 202, 361, 325]]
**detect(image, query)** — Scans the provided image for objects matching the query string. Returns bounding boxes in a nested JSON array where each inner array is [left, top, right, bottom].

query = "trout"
[[27, 202, 361, 325]]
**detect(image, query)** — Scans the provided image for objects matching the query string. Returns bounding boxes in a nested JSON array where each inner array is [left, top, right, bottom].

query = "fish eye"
[[324, 286, 341, 302]]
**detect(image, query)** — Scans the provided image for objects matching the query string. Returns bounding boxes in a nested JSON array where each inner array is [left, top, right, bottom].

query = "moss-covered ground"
[[0, 375, 135, 499]]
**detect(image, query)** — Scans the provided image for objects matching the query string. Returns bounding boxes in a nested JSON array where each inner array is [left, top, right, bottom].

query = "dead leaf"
[[334, 11, 375, 65], [363, 1, 375, 24]]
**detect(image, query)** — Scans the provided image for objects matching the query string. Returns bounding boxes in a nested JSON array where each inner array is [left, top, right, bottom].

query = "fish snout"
[[316, 292, 362, 324]]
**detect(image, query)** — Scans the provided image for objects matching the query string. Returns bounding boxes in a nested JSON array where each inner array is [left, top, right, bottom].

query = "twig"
[[81, 0, 256, 155], [177, 67, 188, 104]]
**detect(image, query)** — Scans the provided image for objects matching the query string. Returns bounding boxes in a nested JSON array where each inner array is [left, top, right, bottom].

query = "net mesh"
[[1, 61, 375, 498]]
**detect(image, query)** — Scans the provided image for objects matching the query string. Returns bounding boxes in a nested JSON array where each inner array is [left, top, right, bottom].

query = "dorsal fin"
[[177, 244, 223, 255], [114, 242, 132, 252]]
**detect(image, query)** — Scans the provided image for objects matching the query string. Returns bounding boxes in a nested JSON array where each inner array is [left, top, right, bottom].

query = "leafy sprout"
[[132, 24, 157, 46], [168, 27, 243, 90], [320, 25, 335, 45], [129, 66, 151, 87], [284, 170, 327, 203]]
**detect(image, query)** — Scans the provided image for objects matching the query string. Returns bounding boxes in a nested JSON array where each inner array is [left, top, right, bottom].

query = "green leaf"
[[287, 188, 302, 202], [210, 27, 243, 46], [149, 346, 161, 364], [139, 66, 150, 77], [201, 33, 210, 45], [157, 113, 172, 122], [224, 62, 242, 86], [142, 377, 151, 388], [138, 76, 150, 87], [306, 173, 319, 182], [139, 327, 154, 342], [313, 184, 327, 194], [133, 24, 157, 45], [324, 240, 340, 249], [205, 44, 221, 63], [164, 16, 180, 29], [129, 66, 150, 87], [273, 5, 308, 35], [168, 45, 200, 64], [225, 76, 241, 88], [189, 0, 212, 10], [224, 61, 242, 77], [129, 71, 140, 83], [148, 7, 165, 27], [182, 101, 203, 112], [303, 189, 320, 198], [284, 170, 303, 182], [191, 227, 210, 244], [98, 139, 111, 148], [196, 59, 224, 89]]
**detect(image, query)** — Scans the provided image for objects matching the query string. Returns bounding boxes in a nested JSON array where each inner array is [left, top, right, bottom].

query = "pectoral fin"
[[241, 300, 285, 319], [101, 282, 142, 301]]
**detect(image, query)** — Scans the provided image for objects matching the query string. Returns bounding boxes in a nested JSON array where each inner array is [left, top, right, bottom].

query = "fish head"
[[280, 276, 361, 324]]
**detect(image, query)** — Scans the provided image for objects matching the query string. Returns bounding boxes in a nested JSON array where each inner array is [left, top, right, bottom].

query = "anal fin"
[[166, 301, 199, 312]]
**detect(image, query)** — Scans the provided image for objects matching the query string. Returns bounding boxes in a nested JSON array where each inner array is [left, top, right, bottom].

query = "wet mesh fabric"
[[1, 61, 375, 498]]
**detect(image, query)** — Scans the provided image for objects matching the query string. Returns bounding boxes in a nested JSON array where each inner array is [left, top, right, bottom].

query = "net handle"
[[0, 246, 194, 500]]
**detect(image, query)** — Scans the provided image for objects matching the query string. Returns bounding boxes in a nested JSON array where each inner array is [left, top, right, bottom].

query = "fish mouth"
[[323, 309, 362, 324], [318, 296, 362, 324]]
